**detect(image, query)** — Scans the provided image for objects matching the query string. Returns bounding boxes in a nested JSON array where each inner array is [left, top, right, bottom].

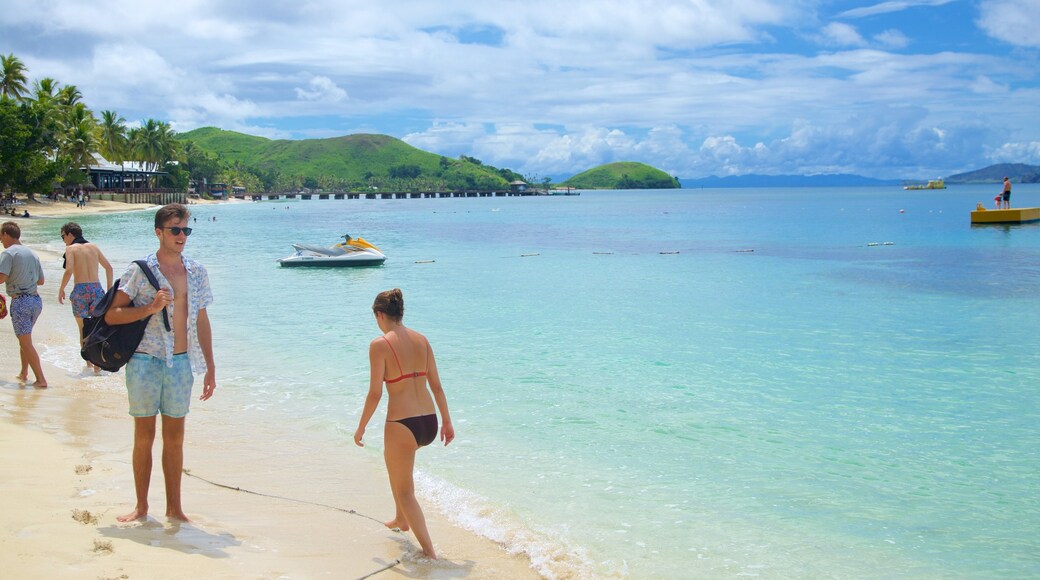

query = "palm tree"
[[33, 77, 58, 103], [57, 84, 83, 108], [137, 119, 163, 172], [98, 110, 128, 162], [64, 118, 98, 178], [0, 53, 29, 101], [155, 121, 180, 171]]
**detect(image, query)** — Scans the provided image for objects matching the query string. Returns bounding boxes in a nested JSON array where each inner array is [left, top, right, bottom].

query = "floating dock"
[[970, 207, 1040, 224]]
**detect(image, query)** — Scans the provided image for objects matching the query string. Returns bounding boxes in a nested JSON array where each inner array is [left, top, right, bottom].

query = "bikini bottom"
[[388, 413, 438, 447]]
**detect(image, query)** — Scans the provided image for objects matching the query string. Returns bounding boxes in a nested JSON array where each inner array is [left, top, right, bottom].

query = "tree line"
[[0, 53, 189, 198]]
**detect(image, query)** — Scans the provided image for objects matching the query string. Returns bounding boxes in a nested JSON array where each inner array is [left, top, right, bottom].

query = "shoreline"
[[0, 201, 541, 579], [6, 195, 229, 221]]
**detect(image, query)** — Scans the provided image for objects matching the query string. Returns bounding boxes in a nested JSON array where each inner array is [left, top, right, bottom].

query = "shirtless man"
[[105, 204, 215, 522], [57, 222, 113, 373]]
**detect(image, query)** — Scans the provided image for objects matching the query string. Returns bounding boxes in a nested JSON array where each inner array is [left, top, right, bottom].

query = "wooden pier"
[[231, 189, 561, 201]]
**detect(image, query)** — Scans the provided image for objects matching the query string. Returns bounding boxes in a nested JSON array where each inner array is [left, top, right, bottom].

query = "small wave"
[[415, 471, 603, 579]]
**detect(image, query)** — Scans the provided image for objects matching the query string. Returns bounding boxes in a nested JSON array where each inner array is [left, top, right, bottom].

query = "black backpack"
[[81, 260, 171, 372]]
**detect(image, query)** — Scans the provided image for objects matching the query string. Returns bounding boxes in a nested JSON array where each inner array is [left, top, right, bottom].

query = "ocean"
[[21, 185, 1040, 578]]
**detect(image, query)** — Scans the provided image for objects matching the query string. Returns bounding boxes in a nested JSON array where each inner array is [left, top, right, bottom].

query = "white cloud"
[[294, 76, 348, 102], [988, 141, 1040, 164], [978, 0, 1040, 47], [839, 0, 955, 19], [873, 29, 910, 49], [819, 22, 868, 47]]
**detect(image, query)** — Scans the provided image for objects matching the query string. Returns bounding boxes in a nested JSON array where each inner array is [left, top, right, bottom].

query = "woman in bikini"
[[354, 288, 455, 559]]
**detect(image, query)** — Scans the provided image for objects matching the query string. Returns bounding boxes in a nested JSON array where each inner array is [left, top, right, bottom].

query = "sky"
[[2, 0, 1038, 180]]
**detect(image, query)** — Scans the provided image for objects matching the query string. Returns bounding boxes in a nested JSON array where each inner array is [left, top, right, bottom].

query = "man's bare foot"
[[117, 507, 148, 522], [15, 374, 27, 382], [422, 548, 438, 560], [384, 518, 409, 532], [32, 380, 47, 388], [166, 508, 190, 522]]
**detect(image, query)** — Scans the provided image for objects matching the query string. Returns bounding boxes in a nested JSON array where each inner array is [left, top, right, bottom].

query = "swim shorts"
[[1002, 192, 1010, 202], [70, 281, 105, 318], [10, 294, 42, 336], [125, 353, 194, 418]]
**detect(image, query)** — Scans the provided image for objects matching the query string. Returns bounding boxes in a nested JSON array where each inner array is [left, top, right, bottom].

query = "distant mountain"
[[562, 162, 680, 189], [178, 127, 512, 190], [946, 163, 1040, 184], [680, 174, 901, 188]]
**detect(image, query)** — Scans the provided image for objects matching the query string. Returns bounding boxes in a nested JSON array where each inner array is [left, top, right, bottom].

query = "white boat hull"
[[278, 238, 387, 267], [278, 253, 386, 267]]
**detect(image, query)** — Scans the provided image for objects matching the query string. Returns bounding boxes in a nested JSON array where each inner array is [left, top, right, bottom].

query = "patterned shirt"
[[118, 253, 213, 373]]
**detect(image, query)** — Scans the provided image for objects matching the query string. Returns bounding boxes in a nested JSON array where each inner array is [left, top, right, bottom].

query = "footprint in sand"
[[72, 509, 100, 525], [92, 539, 114, 553], [75, 464, 92, 475]]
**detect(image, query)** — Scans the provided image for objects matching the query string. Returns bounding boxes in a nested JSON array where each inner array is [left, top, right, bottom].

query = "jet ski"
[[278, 235, 387, 267]]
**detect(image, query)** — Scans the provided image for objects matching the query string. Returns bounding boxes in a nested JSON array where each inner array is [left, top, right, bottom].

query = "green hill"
[[178, 127, 512, 191], [562, 162, 680, 189], [946, 163, 1040, 184]]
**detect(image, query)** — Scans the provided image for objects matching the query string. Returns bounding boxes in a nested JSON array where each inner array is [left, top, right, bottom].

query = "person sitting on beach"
[[57, 222, 114, 373], [354, 288, 455, 559]]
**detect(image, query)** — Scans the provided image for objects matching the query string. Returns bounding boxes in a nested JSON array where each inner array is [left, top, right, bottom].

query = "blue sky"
[[2, 0, 1037, 179]]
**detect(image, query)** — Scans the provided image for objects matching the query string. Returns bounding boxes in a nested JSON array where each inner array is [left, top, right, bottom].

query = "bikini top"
[[382, 336, 429, 384]]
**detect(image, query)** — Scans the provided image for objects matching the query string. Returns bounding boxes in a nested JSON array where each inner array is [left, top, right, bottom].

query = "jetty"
[[229, 189, 574, 201], [970, 205, 1040, 224]]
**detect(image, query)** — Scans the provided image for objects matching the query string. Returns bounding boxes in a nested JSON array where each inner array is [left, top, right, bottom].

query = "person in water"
[[354, 288, 455, 559], [57, 222, 113, 373]]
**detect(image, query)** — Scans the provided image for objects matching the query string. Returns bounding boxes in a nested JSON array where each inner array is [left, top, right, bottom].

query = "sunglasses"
[[160, 226, 193, 236]]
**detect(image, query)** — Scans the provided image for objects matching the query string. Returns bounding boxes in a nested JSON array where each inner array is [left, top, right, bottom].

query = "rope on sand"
[[184, 468, 385, 524], [183, 469, 403, 578], [356, 559, 403, 579]]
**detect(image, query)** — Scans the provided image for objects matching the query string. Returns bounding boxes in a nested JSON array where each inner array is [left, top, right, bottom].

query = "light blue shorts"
[[125, 353, 194, 418]]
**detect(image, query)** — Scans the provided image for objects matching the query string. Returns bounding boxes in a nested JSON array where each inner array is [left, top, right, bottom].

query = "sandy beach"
[[1, 197, 539, 579]]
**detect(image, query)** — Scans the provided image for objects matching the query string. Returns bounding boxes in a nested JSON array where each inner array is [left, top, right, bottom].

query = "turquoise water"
[[24, 186, 1040, 577]]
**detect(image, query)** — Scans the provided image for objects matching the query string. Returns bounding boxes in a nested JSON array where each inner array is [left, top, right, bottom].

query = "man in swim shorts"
[[58, 222, 113, 373], [103, 204, 215, 523], [0, 221, 47, 387], [1002, 177, 1011, 209]]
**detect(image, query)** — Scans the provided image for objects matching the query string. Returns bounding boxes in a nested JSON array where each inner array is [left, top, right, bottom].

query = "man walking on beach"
[[104, 204, 215, 522], [57, 222, 113, 373], [0, 221, 47, 387]]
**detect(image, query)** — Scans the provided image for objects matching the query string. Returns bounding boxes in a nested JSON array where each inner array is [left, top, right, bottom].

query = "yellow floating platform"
[[971, 207, 1040, 224]]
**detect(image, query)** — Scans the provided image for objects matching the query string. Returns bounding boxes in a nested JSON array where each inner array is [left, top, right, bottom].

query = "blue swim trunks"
[[70, 281, 105, 318], [125, 353, 194, 418], [10, 294, 42, 336]]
